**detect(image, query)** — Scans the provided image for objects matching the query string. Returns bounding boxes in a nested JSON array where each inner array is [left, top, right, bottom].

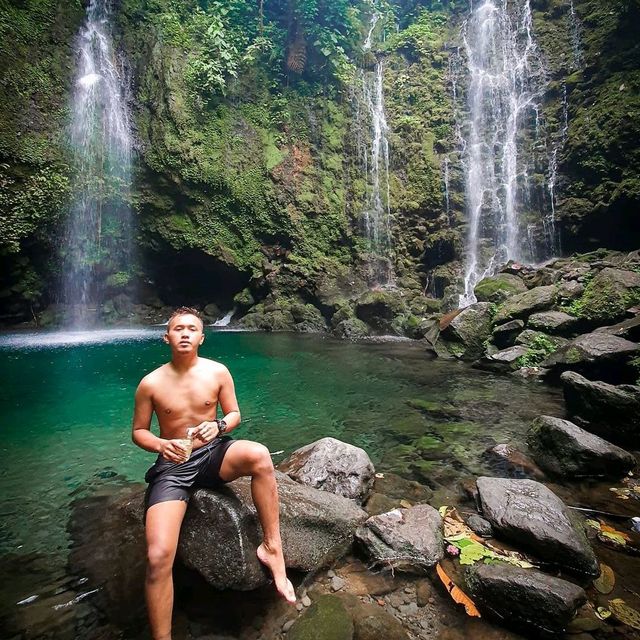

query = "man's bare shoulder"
[[197, 357, 230, 375], [137, 363, 172, 391]]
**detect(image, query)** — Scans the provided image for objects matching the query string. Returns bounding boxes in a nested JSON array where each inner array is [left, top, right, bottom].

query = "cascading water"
[[456, 0, 548, 307], [61, 0, 133, 323], [357, 12, 394, 287]]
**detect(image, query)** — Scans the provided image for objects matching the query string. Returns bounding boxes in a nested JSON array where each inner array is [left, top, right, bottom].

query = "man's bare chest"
[[152, 379, 220, 418]]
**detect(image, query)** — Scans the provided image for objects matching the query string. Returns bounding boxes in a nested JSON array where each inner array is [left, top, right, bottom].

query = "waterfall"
[[443, 155, 452, 224], [456, 0, 548, 307], [61, 0, 133, 322], [358, 13, 394, 287], [568, 0, 583, 71]]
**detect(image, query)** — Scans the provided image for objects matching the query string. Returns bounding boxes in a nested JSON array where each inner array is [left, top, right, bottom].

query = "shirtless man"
[[132, 307, 296, 640]]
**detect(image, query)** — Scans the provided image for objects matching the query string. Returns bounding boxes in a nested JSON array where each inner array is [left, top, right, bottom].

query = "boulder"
[[527, 311, 579, 336], [440, 302, 494, 359], [561, 371, 640, 448], [475, 477, 599, 578], [493, 285, 558, 323], [291, 303, 327, 333], [515, 329, 569, 350], [543, 332, 639, 382], [473, 273, 527, 303], [180, 472, 368, 590], [278, 437, 375, 504], [595, 314, 640, 341], [527, 415, 636, 478], [465, 563, 587, 634], [492, 319, 525, 349], [473, 345, 528, 372], [355, 505, 444, 573], [574, 267, 640, 325], [333, 318, 370, 340], [466, 514, 493, 538], [355, 291, 407, 334]]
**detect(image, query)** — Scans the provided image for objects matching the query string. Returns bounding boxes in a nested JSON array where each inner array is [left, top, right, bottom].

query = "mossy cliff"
[[0, 0, 638, 326]]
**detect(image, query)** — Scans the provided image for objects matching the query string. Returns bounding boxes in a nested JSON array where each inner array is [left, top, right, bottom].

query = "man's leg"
[[219, 441, 296, 603], [145, 500, 188, 640]]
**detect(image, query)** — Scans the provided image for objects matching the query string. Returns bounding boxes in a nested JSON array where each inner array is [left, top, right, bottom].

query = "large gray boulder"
[[595, 314, 640, 341], [493, 285, 557, 323], [561, 371, 640, 448], [440, 302, 493, 359], [465, 563, 587, 634], [576, 267, 640, 324], [492, 319, 525, 349], [474, 273, 527, 303], [527, 311, 579, 336], [180, 471, 367, 590], [355, 505, 444, 574], [543, 331, 639, 381], [278, 437, 375, 504], [475, 477, 599, 578], [527, 415, 636, 478]]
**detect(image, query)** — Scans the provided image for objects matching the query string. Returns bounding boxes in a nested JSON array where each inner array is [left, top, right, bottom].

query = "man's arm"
[[132, 378, 189, 462]]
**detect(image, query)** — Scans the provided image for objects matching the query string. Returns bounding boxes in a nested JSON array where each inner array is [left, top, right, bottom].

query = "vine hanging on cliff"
[[286, 22, 306, 74]]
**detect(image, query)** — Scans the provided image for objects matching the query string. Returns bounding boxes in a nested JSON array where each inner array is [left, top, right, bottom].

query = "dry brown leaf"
[[593, 563, 615, 595]]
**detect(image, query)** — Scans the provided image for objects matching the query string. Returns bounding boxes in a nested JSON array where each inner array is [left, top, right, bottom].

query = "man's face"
[[164, 313, 205, 353]]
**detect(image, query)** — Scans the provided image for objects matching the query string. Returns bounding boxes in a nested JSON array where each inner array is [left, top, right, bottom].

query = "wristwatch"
[[216, 418, 228, 437]]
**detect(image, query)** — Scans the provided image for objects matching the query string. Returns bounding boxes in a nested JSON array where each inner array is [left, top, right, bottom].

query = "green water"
[[0, 329, 565, 637]]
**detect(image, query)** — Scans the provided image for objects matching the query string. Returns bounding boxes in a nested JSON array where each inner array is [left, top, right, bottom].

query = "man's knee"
[[245, 443, 273, 475], [146, 543, 175, 578]]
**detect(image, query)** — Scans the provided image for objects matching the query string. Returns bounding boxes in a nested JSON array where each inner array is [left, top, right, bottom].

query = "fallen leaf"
[[399, 499, 412, 509], [593, 563, 615, 594], [438, 505, 448, 517], [600, 523, 631, 542], [375, 473, 384, 479], [608, 598, 640, 630], [435, 562, 481, 617], [595, 607, 612, 620]]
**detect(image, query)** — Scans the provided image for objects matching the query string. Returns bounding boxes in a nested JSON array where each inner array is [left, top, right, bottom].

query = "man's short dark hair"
[[168, 306, 203, 327]]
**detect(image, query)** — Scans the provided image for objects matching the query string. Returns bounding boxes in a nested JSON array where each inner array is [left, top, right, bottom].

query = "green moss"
[[515, 333, 559, 368]]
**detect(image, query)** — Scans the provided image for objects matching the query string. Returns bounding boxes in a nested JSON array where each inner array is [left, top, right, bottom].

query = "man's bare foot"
[[257, 542, 296, 603]]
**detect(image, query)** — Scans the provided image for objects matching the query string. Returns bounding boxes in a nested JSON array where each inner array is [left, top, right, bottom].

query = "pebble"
[[404, 586, 413, 593], [296, 602, 304, 612], [301, 595, 311, 607], [330, 576, 345, 592], [282, 620, 295, 633], [327, 570, 336, 578], [399, 602, 418, 616]]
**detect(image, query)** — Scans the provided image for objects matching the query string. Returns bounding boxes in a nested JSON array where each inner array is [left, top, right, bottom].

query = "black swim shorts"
[[144, 436, 235, 513]]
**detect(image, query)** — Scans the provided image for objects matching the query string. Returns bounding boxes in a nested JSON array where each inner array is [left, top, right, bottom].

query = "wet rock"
[[474, 273, 527, 303], [543, 331, 639, 382], [527, 415, 637, 479], [181, 472, 367, 590], [595, 315, 640, 341], [575, 267, 640, 325], [473, 345, 528, 372], [364, 492, 400, 516], [482, 444, 545, 480], [561, 371, 640, 448], [339, 593, 410, 640], [287, 595, 354, 640], [527, 311, 579, 335], [492, 319, 525, 349], [338, 560, 395, 596], [291, 303, 327, 333], [557, 279, 585, 302], [202, 303, 221, 322], [465, 563, 587, 634], [493, 285, 558, 324], [371, 472, 433, 504], [355, 505, 444, 574], [476, 477, 599, 578], [466, 514, 493, 537], [515, 329, 569, 350], [333, 318, 370, 340], [440, 302, 494, 359], [278, 437, 375, 504], [355, 290, 408, 334]]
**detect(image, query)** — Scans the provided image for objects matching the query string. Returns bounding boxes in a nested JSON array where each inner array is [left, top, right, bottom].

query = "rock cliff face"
[[0, 1, 638, 325]]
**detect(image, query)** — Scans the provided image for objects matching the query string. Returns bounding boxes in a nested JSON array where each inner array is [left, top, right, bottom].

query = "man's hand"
[[159, 439, 191, 463], [190, 420, 219, 443]]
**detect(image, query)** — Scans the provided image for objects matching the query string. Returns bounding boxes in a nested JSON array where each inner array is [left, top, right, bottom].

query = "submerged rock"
[[527, 415, 636, 479], [561, 371, 640, 448], [473, 345, 528, 372], [181, 472, 367, 590], [287, 594, 354, 640], [482, 444, 545, 480], [465, 563, 586, 635], [475, 477, 599, 578], [355, 505, 444, 573], [278, 437, 375, 504]]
